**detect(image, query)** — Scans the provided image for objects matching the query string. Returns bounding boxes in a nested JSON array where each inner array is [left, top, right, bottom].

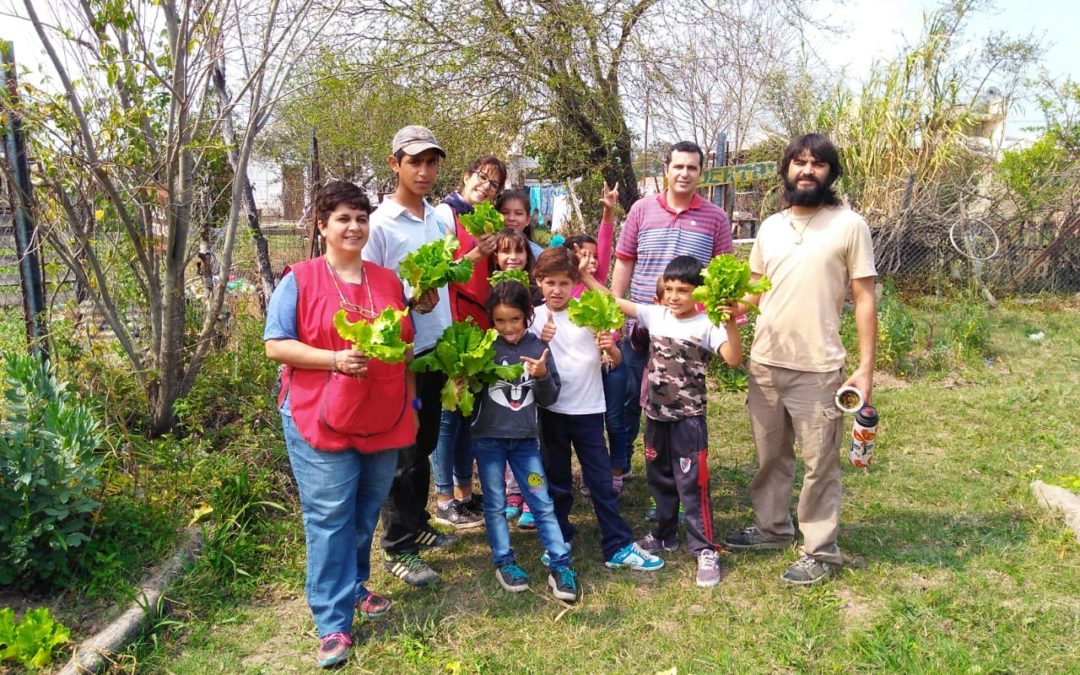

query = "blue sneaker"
[[605, 542, 665, 571], [548, 568, 579, 603], [518, 509, 536, 529], [505, 494, 524, 520], [495, 562, 530, 592]]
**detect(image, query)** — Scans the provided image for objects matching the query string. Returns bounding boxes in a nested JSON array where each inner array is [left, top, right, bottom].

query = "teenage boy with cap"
[[363, 125, 457, 587]]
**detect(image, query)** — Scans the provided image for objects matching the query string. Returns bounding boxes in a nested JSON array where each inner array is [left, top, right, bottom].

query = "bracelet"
[[330, 350, 339, 372]]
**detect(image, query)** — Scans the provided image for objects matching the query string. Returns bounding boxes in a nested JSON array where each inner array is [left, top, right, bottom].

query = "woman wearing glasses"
[[264, 180, 416, 668], [429, 156, 509, 529]]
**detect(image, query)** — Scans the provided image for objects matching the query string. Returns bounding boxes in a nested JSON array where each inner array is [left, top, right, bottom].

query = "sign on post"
[[699, 161, 777, 188]]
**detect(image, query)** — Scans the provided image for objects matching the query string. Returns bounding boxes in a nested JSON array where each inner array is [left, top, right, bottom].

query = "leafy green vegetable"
[[1, 607, 70, 669], [333, 306, 413, 364], [489, 268, 531, 288], [691, 254, 772, 325], [567, 290, 625, 333], [399, 235, 474, 295], [409, 321, 524, 416], [458, 200, 505, 238]]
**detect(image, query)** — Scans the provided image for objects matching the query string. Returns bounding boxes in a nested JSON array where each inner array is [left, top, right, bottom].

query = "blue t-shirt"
[[263, 272, 299, 341]]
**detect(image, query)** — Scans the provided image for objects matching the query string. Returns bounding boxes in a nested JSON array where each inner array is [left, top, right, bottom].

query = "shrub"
[[0, 354, 103, 586]]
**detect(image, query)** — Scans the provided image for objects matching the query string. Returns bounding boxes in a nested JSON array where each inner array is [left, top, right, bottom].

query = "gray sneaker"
[[723, 526, 794, 551], [696, 549, 723, 588], [781, 555, 836, 586], [434, 499, 484, 530], [636, 532, 679, 553], [383, 551, 440, 587]]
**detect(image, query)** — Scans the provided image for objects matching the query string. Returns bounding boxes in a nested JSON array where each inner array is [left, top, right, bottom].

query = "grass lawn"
[[129, 298, 1079, 673]]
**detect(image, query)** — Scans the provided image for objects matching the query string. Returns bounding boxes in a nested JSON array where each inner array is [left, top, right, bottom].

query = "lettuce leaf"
[[458, 200, 505, 238], [488, 268, 531, 288], [409, 320, 524, 416], [399, 235, 475, 295], [567, 290, 625, 333], [691, 254, 772, 325], [333, 306, 412, 364]]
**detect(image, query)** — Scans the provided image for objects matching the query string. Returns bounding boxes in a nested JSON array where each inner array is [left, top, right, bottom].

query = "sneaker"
[[644, 497, 657, 521], [316, 632, 352, 668], [462, 492, 484, 516], [781, 555, 836, 586], [605, 542, 665, 571], [723, 526, 795, 551], [434, 499, 484, 530], [357, 592, 392, 619], [636, 532, 679, 553], [495, 562, 530, 592], [383, 551, 440, 587], [540, 541, 572, 567], [548, 568, 579, 603], [696, 549, 723, 588], [505, 494, 524, 520], [415, 524, 460, 549], [518, 508, 536, 529]]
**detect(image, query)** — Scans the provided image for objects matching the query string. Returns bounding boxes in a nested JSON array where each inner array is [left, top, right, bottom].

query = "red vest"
[[449, 213, 492, 329], [278, 257, 416, 452]]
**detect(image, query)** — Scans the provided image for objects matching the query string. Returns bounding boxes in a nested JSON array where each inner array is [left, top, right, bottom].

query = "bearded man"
[[723, 134, 878, 586]]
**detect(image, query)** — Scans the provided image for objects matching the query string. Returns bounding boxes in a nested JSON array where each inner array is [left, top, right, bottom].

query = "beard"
[[782, 174, 833, 207]]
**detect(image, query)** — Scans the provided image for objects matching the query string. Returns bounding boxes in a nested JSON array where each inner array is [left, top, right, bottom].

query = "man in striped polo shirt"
[[611, 141, 733, 481]]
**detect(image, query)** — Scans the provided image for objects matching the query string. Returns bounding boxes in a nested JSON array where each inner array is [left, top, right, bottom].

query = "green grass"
[[124, 298, 1079, 672]]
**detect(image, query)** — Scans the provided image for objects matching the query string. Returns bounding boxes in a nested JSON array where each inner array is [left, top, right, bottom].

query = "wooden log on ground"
[[59, 528, 203, 674], [1031, 480, 1080, 544]]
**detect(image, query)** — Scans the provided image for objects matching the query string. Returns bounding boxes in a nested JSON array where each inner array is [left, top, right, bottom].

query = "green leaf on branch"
[[692, 254, 772, 326], [410, 321, 524, 415], [458, 201, 505, 238], [399, 236, 474, 295], [333, 306, 413, 364], [567, 290, 625, 333]]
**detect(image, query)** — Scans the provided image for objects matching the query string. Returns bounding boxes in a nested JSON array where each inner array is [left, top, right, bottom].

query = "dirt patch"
[[0, 588, 120, 639], [874, 371, 911, 390], [835, 587, 878, 629]]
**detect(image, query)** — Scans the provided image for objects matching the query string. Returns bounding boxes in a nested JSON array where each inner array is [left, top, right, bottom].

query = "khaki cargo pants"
[[746, 360, 845, 565]]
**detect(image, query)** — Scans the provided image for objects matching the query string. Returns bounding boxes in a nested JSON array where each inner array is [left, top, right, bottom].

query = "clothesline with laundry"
[[527, 179, 585, 233]]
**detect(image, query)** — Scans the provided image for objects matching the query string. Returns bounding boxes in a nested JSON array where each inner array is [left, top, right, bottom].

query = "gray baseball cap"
[[391, 125, 446, 157]]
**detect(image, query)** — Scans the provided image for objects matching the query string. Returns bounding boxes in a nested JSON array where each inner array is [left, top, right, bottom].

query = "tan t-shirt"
[[749, 205, 876, 372]]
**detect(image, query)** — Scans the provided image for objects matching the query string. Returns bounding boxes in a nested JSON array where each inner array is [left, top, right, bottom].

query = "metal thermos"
[[849, 405, 879, 468]]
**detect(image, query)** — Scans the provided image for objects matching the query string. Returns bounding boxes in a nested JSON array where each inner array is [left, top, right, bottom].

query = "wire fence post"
[[1, 40, 49, 360]]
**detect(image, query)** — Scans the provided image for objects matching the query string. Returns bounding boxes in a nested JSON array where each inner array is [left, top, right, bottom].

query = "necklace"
[[789, 209, 822, 245], [325, 258, 376, 319]]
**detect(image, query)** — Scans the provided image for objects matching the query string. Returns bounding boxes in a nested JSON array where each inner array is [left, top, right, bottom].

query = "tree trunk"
[[212, 62, 276, 313]]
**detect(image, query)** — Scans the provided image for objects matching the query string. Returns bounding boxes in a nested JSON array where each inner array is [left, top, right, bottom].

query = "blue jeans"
[[430, 409, 474, 495], [473, 438, 569, 569], [621, 333, 648, 473], [282, 413, 399, 637], [539, 410, 633, 560], [602, 361, 629, 473]]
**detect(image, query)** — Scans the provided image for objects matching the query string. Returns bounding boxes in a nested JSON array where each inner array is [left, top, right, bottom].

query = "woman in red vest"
[[264, 181, 416, 669], [430, 156, 508, 527]]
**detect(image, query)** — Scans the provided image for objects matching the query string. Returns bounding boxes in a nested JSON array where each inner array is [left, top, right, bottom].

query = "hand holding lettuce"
[[692, 254, 771, 325], [399, 235, 474, 297], [409, 320, 524, 416], [567, 290, 625, 367], [332, 306, 413, 364], [458, 201, 505, 238]]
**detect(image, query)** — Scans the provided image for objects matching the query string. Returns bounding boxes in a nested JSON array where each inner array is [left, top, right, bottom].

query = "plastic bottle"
[[849, 405, 879, 468]]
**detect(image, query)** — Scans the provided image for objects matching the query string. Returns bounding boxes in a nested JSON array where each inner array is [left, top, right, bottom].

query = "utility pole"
[[1, 40, 48, 360]]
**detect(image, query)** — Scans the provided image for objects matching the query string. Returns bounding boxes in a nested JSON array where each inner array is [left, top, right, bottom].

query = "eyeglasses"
[[474, 170, 501, 192]]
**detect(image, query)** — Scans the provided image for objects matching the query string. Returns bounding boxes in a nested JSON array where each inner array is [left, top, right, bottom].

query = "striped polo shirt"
[[615, 193, 733, 303]]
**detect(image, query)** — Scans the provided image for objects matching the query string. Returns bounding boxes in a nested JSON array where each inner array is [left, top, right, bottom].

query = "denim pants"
[[621, 333, 648, 473], [430, 409, 475, 495], [473, 437, 570, 570], [602, 360, 629, 474], [539, 410, 634, 561], [282, 413, 399, 637]]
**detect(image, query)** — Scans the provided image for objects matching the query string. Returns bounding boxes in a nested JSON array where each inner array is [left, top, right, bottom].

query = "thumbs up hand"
[[540, 311, 557, 343]]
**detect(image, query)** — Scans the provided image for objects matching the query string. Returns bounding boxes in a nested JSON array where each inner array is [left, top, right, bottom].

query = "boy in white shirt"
[[580, 254, 743, 587]]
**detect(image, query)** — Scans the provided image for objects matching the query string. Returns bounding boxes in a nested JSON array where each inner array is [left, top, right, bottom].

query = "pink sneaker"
[[316, 632, 352, 668]]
